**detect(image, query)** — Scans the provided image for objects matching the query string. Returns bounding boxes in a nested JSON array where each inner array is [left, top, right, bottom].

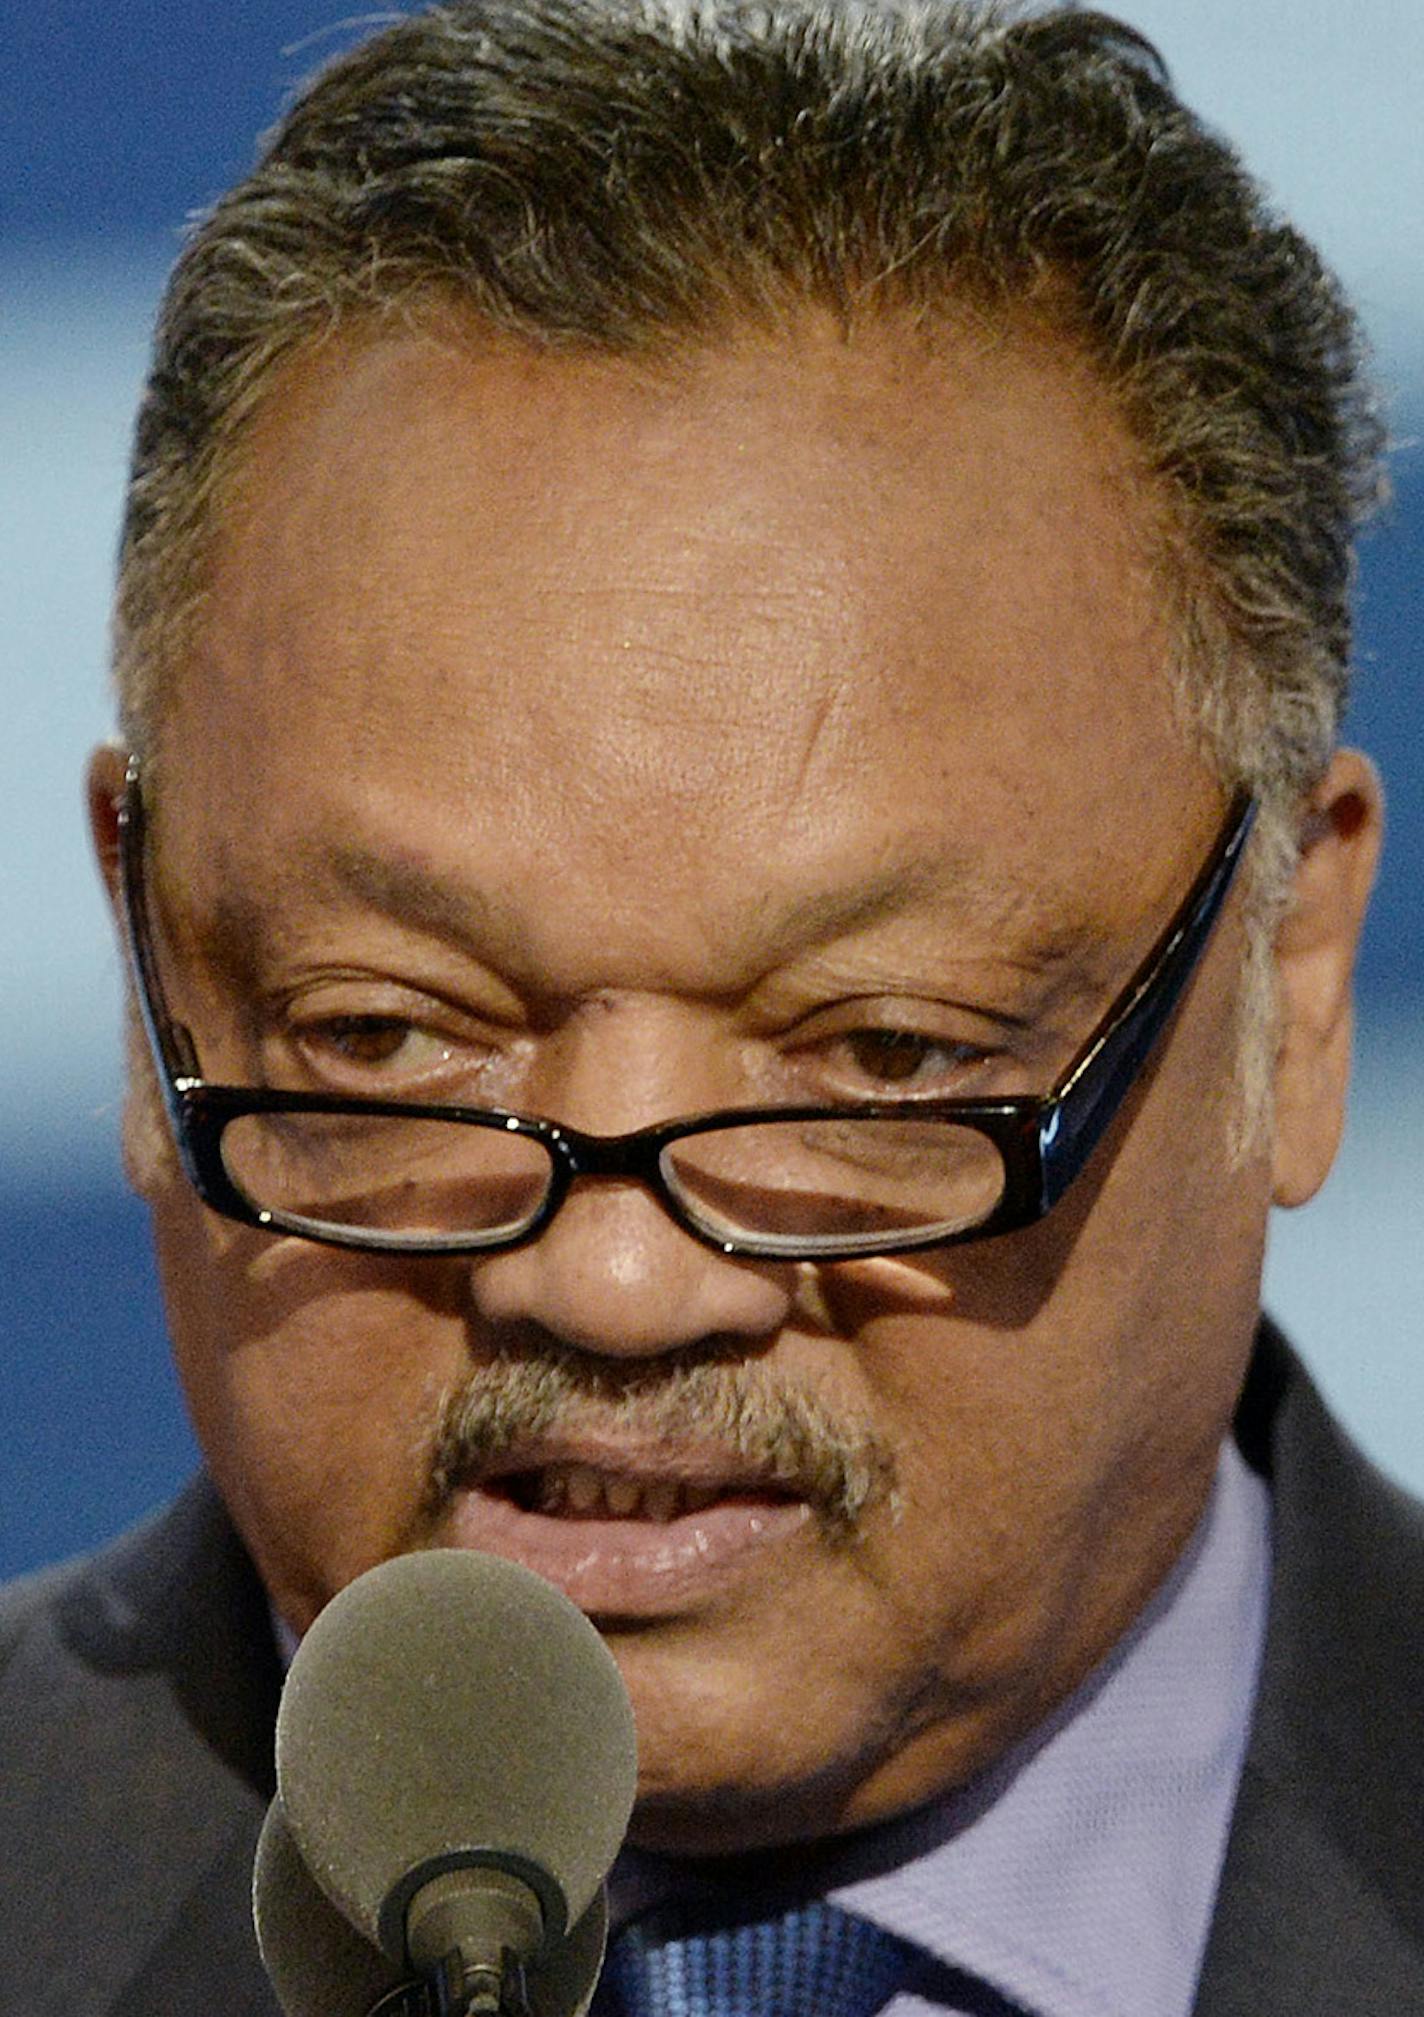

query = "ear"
[[87, 740, 130, 915], [85, 740, 177, 1196], [1270, 747, 1383, 1208]]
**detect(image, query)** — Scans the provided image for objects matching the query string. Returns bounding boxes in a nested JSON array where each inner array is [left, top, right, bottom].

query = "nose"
[[466, 1177, 795, 1357]]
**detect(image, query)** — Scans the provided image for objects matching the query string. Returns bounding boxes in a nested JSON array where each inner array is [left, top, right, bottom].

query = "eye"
[[847, 1032, 972, 1081], [297, 1014, 456, 1079], [840, 1028, 985, 1090], [846, 1030, 928, 1083]]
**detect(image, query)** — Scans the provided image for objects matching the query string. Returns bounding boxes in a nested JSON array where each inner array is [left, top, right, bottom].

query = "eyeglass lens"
[[218, 1109, 1011, 1251]]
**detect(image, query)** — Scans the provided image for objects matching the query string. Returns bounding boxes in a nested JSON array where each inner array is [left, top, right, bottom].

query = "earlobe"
[[1270, 748, 1384, 1209]]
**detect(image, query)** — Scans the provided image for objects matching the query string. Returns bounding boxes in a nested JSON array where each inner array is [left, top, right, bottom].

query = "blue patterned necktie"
[[593, 1898, 924, 2017]]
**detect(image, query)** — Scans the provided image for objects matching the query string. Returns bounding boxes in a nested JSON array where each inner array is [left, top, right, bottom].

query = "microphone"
[[254, 1797, 408, 2015], [253, 1797, 611, 2017], [255, 1549, 638, 2016]]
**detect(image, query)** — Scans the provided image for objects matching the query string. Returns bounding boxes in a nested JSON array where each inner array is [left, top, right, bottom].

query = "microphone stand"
[[367, 1946, 534, 2017]]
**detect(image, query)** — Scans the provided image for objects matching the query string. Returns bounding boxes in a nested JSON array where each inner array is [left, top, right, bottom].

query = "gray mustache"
[[424, 1348, 899, 1541]]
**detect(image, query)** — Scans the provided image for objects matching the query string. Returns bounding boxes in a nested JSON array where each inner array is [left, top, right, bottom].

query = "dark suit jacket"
[[3, 1324, 1422, 2015]]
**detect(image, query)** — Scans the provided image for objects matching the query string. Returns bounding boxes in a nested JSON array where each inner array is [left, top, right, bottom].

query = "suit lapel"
[[1194, 1325, 1424, 2013], [1195, 1755, 1423, 2016], [0, 1477, 283, 2013], [110, 1804, 279, 2016]]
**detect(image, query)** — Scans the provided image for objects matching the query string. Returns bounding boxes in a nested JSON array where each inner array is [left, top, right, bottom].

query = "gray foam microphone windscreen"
[[254, 1793, 612, 2017], [254, 1795, 407, 2016], [274, 1550, 638, 1967]]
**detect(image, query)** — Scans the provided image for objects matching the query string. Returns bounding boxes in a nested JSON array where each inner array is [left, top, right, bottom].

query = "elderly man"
[[3, 1, 1416, 2012]]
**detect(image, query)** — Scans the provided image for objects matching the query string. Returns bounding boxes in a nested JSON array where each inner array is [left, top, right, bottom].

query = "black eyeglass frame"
[[117, 761, 1255, 1261]]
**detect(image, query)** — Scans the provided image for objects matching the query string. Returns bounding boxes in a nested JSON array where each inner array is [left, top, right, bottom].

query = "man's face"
[[109, 314, 1275, 1851]]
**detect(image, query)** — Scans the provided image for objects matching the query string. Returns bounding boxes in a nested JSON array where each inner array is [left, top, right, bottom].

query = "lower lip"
[[436, 1486, 812, 1616]]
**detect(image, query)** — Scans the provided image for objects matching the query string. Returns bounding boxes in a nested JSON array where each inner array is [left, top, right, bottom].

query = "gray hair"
[[114, 0, 1385, 1129]]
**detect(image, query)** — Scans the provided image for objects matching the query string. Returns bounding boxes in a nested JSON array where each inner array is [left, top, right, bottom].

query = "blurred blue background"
[[3, 1, 1420, 1580]]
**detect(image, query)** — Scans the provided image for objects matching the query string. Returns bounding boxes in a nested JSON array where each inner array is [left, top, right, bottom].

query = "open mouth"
[[492, 1461, 796, 1524], [437, 1448, 814, 1613]]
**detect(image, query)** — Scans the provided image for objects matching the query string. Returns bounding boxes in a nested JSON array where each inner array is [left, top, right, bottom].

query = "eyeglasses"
[[118, 762, 1254, 1261]]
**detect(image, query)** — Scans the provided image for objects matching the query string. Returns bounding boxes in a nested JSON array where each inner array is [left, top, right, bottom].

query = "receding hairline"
[[134, 279, 1201, 779]]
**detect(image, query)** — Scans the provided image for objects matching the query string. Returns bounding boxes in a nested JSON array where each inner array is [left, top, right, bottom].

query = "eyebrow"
[[186, 845, 507, 986], [184, 828, 1096, 998]]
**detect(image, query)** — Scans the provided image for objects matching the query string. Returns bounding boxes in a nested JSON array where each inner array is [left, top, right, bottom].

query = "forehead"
[[158, 313, 1213, 971]]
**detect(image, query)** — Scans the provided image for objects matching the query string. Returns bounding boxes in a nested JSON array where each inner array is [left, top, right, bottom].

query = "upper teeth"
[[529, 1464, 722, 1522]]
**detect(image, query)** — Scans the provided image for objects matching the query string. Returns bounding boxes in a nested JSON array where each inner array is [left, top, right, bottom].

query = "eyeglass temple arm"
[[1038, 794, 1257, 1211]]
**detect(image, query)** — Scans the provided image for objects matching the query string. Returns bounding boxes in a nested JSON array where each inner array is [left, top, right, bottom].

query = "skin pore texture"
[[90, 311, 1380, 1854]]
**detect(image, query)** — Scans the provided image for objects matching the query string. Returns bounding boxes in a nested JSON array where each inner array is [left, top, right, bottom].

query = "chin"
[[604, 1638, 927, 1856]]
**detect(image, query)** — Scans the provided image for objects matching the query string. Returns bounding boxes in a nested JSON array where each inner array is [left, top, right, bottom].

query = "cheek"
[[151, 1191, 470, 1630], [860, 1329, 1103, 1661], [119, 1018, 183, 1198], [830, 1101, 1261, 1692]]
